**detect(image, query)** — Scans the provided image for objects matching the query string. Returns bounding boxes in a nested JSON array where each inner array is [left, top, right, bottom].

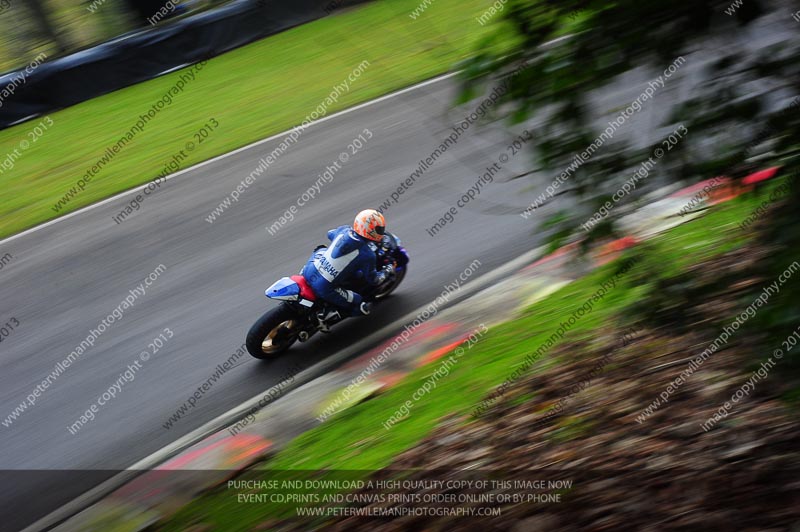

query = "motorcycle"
[[246, 232, 409, 358]]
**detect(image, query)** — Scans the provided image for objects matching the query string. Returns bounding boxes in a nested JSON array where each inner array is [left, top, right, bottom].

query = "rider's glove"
[[373, 264, 394, 285]]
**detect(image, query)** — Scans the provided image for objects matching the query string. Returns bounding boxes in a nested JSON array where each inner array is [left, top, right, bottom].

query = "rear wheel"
[[246, 305, 303, 359]]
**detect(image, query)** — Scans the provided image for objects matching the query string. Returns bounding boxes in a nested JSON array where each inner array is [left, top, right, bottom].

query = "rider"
[[302, 209, 394, 328]]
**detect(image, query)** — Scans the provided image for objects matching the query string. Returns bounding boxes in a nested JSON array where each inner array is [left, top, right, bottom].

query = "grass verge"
[[0, 0, 518, 239]]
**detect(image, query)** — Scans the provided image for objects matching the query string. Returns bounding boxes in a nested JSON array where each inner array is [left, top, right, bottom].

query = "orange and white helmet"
[[353, 209, 386, 241]]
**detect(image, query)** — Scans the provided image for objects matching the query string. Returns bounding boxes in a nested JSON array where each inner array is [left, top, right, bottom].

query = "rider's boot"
[[317, 309, 343, 333]]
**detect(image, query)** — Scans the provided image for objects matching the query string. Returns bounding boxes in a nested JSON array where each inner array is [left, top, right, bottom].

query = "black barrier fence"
[[0, 0, 368, 130]]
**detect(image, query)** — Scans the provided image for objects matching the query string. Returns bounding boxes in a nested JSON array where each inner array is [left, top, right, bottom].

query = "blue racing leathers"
[[301, 226, 387, 316]]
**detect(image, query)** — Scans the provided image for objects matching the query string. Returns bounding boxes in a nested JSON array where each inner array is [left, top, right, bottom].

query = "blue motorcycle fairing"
[[265, 277, 300, 301]]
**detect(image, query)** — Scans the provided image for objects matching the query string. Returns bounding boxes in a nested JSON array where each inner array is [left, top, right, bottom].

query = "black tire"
[[246, 304, 302, 359]]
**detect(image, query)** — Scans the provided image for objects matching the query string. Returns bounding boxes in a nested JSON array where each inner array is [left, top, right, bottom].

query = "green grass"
[[157, 187, 770, 531], [0, 0, 518, 239]]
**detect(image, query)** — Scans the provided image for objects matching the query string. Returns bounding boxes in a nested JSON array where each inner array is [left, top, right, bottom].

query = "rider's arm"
[[363, 247, 391, 286]]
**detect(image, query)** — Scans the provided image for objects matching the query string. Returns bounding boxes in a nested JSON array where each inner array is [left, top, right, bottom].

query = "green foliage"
[[459, 0, 800, 244], [749, 164, 800, 375], [624, 241, 722, 331], [463, 0, 800, 377]]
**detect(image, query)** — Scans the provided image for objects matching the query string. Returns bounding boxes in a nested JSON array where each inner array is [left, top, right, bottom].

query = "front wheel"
[[246, 304, 303, 359], [373, 266, 407, 300]]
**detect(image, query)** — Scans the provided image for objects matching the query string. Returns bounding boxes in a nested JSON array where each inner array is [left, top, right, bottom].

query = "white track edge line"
[[0, 71, 458, 248]]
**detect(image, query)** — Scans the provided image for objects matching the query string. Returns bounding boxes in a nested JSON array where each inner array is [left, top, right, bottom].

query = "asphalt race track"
[[0, 77, 567, 530]]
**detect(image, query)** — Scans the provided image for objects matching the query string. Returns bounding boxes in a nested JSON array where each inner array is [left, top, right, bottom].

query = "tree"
[[462, 0, 800, 370]]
